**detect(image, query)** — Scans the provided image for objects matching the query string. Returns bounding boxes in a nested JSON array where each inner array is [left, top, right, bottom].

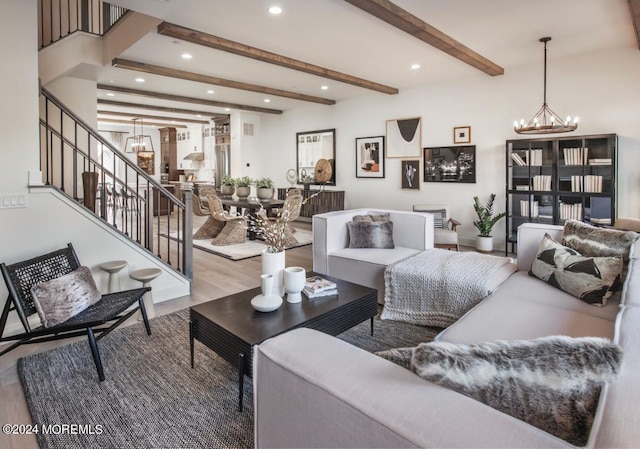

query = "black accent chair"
[[0, 243, 152, 381]]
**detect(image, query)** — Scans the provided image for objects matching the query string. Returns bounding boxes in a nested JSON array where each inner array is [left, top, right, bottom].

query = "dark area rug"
[[18, 308, 440, 449]]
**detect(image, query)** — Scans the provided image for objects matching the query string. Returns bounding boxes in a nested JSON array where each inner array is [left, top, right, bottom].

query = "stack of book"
[[510, 152, 526, 166], [563, 147, 589, 165], [303, 276, 338, 299], [584, 175, 603, 193], [570, 175, 583, 192], [520, 200, 539, 218], [588, 158, 612, 165], [560, 203, 583, 221], [532, 175, 552, 191]]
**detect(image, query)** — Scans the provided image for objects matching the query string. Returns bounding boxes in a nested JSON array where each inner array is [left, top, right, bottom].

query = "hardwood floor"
[[0, 225, 314, 449]]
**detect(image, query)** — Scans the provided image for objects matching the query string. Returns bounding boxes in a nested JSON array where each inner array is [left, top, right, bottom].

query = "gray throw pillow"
[[563, 219, 638, 290], [530, 234, 622, 306], [347, 221, 394, 249], [411, 336, 622, 446], [352, 213, 391, 223], [31, 266, 101, 328]]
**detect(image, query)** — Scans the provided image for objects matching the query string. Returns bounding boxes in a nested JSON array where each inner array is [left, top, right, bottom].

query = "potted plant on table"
[[255, 177, 275, 201], [220, 174, 235, 196], [473, 193, 507, 254], [235, 176, 252, 199]]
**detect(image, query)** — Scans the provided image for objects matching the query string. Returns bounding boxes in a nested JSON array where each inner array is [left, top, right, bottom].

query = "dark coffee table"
[[189, 273, 377, 411]]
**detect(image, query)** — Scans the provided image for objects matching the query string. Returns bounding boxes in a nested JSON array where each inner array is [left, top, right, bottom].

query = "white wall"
[[258, 47, 640, 248]]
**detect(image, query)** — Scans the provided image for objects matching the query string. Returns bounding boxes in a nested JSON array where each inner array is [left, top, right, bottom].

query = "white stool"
[[130, 268, 162, 320], [99, 260, 128, 293]]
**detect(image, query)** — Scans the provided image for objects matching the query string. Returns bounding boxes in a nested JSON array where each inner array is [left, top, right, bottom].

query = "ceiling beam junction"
[[97, 99, 229, 120], [343, 0, 504, 76], [97, 84, 283, 115], [112, 58, 335, 105], [629, 0, 640, 49], [157, 21, 398, 95]]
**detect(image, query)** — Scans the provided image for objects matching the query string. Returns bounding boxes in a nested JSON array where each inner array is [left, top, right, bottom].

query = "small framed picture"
[[356, 136, 385, 178], [453, 126, 471, 144], [401, 160, 420, 190]]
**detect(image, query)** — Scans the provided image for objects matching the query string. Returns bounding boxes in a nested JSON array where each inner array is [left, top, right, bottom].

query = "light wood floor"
[[0, 225, 314, 449]]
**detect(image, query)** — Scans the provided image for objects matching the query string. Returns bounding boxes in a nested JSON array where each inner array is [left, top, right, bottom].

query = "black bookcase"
[[505, 133, 617, 254]]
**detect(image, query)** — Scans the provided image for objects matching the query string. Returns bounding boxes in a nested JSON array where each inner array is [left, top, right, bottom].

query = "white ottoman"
[[130, 268, 162, 320]]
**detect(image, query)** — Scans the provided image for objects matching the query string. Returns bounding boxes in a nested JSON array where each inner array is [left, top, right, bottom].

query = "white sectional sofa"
[[253, 223, 640, 448], [312, 208, 434, 302]]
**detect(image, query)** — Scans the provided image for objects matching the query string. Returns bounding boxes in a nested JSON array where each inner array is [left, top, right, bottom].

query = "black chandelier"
[[514, 37, 579, 134]]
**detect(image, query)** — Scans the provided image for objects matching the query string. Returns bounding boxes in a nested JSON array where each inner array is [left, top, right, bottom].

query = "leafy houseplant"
[[255, 177, 275, 201], [473, 194, 507, 253], [220, 174, 235, 196], [235, 176, 252, 199]]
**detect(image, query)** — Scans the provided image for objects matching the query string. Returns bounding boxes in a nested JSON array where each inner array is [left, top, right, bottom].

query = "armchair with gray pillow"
[[413, 204, 461, 251]]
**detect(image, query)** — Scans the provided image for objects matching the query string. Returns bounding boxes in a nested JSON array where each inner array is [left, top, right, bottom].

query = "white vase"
[[251, 274, 283, 312], [476, 236, 494, 254], [284, 266, 306, 303], [261, 249, 285, 296]]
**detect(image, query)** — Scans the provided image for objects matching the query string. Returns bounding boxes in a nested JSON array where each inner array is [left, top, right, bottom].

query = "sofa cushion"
[[530, 234, 623, 306], [30, 266, 101, 328], [434, 228, 457, 245], [352, 213, 391, 223], [411, 336, 622, 446], [563, 219, 638, 261], [347, 221, 394, 249]]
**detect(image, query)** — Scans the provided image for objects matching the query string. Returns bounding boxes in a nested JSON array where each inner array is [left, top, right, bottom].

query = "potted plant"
[[472, 193, 507, 253], [235, 176, 252, 199], [220, 174, 235, 196], [255, 177, 275, 201]]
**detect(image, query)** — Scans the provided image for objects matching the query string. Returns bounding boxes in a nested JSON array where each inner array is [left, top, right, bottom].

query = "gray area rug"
[[18, 308, 440, 449]]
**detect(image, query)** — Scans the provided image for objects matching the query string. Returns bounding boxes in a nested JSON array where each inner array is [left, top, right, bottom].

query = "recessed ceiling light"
[[268, 6, 282, 15], [181, 53, 192, 59], [207, 90, 215, 94], [135, 77, 145, 83], [410, 64, 421, 70], [224, 108, 231, 111], [106, 92, 115, 97], [196, 114, 202, 117], [109, 79, 115, 83], [321, 85, 329, 90], [171, 120, 176, 123], [264, 98, 271, 103], [172, 40, 180, 45]]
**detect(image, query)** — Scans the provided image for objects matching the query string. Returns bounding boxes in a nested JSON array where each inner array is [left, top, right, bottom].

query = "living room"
[[1, 0, 640, 448]]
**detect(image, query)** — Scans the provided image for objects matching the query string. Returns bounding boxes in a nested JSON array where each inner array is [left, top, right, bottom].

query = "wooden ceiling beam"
[[98, 118, 188, 128], [97, 110, 210, 124], [97, 99, 229, 119], [112, 58, 335, 105], [157, 21, 398, 95], [343, 0, 504, 76], [629, 0, 640, 49], [97, 84, 283, 115]]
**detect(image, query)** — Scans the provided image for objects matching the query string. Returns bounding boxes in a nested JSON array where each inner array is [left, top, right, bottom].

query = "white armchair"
[[413, 204, 460, 251]]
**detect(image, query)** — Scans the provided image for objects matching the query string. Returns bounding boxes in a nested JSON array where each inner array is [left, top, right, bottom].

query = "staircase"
[[39, 86, 194, 280]]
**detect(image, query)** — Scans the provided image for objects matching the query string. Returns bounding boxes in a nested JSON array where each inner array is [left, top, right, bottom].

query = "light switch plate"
[[0, 194, 27, 209]]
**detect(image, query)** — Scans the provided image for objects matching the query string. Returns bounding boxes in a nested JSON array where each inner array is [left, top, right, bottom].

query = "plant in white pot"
[[255, 177, 275, 201], [472, 194, 506, 254], [220, 174, 235, 196], [235, 176, 252, 199]]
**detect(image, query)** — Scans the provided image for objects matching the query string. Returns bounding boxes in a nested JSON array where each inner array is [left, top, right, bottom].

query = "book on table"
[[304, 276, 338, 298]]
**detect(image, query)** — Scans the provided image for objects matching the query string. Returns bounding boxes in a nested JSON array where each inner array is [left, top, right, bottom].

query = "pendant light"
[[124, 118, 154, 153], [514, 37, 579, 134]]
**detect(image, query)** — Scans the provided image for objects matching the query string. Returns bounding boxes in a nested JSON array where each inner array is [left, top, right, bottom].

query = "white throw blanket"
[[381, 249, 513, 327]]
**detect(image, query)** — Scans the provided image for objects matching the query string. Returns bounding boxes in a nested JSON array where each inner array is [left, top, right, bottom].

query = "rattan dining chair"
[[206, 195, 248, 245], [259, 194, 304, 247]]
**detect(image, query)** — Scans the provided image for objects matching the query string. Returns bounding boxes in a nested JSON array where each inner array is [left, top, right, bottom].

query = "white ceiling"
[[96, 0, 637, 124]]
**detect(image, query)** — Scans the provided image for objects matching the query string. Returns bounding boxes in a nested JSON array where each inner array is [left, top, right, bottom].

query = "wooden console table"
[[277, 188, 344, 219]]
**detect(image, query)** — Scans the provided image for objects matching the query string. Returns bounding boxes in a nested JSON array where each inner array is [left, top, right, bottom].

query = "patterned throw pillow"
[[31, 266, 101, 328], [347, 221, 394, 249], [529, 234, 622, 306], [417, 209, 448, 229], [410, 336, 622, 446]]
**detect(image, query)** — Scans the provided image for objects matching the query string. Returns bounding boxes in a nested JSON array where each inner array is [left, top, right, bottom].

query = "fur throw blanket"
[[377, 336, 622, 446]]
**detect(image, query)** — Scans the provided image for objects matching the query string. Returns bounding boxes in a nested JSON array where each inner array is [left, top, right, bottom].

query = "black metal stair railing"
[[39, 85, 193, 280], [38, 0, 128, 50]]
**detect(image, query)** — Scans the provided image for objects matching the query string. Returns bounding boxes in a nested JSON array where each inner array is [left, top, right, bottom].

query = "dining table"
[[219, 196, 285, 240]]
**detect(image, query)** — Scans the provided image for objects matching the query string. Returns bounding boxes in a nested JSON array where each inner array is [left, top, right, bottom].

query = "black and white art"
[[401, 160, 420, 190], [356, 136, 385, 178], [386, 117, 422, 158], [424, 145, 476, 183]]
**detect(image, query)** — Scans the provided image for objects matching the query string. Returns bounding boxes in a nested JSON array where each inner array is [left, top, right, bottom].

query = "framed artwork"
[[423, 145, 476, 183], [453, 126, 471, 144], [355, 136, 385, 178], [137, 151, 155, 175], [401, 160, 420, 190], [386, 117, 422, 158]]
